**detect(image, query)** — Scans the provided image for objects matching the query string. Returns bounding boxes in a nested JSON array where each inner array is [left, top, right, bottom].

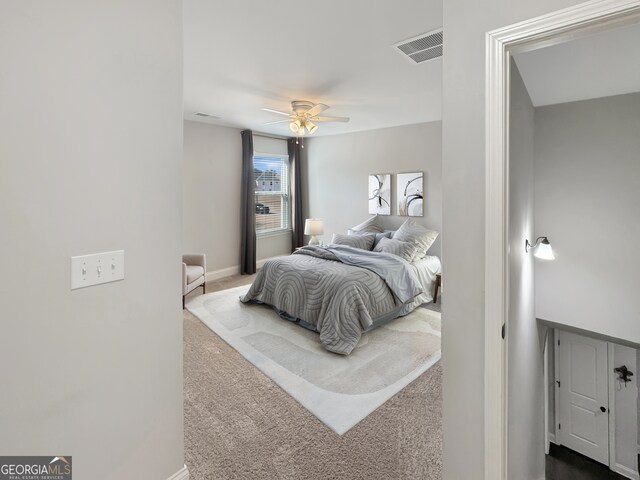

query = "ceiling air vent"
[[194, 112, 220, 119], [393, 29, 443, 64]]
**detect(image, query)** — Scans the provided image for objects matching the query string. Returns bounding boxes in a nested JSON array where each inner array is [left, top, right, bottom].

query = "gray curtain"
[[240, 130, 256, 274], [288, 138, 304, 250]]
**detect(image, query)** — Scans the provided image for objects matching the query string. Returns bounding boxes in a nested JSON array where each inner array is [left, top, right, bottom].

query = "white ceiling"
[[513, 22, 640, 107], [183, 0, 442, 137]]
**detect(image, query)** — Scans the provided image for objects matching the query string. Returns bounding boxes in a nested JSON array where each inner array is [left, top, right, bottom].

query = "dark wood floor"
[[546, 444, 630, 480]]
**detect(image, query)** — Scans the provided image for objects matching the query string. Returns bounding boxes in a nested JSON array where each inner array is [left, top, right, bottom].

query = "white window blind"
[[253, 154, 290, 235]]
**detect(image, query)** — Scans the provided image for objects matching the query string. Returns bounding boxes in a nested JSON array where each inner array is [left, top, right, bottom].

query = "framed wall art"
[[397, 172, 423, 216], [368, 174, 391, 215]]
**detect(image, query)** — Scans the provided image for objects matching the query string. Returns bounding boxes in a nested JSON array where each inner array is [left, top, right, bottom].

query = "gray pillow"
[[349, 215, 384, 234], [331, 233, 375, 250], [393, 219, 439, 261], [348, 229, 392, 248], [373, 237, 418, 262]]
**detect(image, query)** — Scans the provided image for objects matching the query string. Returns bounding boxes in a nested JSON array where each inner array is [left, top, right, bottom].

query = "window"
[[254, 153, 290, 235]]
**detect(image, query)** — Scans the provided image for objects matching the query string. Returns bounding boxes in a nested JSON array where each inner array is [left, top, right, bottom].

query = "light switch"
[[71, 250, 124, 290]]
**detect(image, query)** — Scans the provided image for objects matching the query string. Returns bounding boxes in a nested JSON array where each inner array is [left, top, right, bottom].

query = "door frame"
[[484, 1, 640, 478]]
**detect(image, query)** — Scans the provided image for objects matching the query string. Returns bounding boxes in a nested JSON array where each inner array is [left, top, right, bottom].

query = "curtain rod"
[[252, 132, 290, 141]]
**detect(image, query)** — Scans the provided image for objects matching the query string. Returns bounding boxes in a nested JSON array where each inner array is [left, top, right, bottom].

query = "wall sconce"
[[304, 218, 324, 246], [525, 236, 555, 260]]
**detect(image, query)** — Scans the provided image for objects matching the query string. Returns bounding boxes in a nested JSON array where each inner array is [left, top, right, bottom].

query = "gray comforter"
[[240, 245, 424, 355]]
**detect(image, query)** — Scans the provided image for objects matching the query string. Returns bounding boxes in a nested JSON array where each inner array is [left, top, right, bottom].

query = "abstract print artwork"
[[368, 174, 391, 215], [397, 172, 423, 217]]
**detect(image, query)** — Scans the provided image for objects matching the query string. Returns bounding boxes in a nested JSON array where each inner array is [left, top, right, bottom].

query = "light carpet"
[[187, 285, 441, 435]]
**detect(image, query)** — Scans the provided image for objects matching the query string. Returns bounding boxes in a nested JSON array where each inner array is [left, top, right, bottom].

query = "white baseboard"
[[205, 265, 239, 282], [613, 463, 640, 480], [205, 255, 287, 283], [167, 465, 189, 480]]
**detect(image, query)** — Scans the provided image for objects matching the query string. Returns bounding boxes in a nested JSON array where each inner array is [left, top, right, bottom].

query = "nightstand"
[[433, 273, 442, 304]]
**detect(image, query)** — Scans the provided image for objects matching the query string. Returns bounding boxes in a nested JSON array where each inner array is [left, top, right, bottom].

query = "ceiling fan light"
[[289, 119, 301, 133], [305, 120, 318, 134]]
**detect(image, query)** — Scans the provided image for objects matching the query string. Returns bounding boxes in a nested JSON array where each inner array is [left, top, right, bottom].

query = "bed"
[[240, 235, 441, 355]]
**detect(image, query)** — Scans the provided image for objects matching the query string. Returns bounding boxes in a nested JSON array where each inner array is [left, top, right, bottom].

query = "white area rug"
[[187, 285, 441, 435]]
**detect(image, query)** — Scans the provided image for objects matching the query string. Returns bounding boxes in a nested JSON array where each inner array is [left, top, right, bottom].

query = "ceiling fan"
[[261, 100, 350, 135]]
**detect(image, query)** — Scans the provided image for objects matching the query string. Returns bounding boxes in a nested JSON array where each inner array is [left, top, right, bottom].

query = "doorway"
[[544, 328, 639, 479], [556, 330, 610, 465], [484, 1, 640, 478]]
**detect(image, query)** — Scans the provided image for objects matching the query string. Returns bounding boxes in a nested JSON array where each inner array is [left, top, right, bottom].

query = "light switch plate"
[[71, 250, 125, 290]]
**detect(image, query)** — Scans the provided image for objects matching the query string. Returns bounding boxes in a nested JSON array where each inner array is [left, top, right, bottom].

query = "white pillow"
[[349, 215, 384, 234], [373, 237, 418, 262], [393, 219, 439, 261], [331, 233, 376, 250]]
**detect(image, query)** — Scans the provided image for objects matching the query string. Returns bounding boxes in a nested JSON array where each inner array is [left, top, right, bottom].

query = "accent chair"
[[182, 253, 206, 308]]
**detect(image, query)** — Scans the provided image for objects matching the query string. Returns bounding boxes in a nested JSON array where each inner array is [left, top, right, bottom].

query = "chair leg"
[[202, 282, 206, 294], [182, 295, 185, 309]]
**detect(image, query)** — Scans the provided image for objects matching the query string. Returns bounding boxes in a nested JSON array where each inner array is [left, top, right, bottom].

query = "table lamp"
[[304, 218, 324, 246]]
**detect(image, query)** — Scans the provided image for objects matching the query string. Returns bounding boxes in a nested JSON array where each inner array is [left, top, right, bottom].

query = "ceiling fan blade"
[[311, 115, 350, 123], [263, 119, 290, 125], [261, 108, 292, 116], [305, 103, 329, 117]]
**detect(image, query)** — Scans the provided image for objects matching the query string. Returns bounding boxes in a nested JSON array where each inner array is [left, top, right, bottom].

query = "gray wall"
[[183, 121, 291, 275], [534, 92, 640, 344], [611, 343, 638, 475], [507, 62, 545, 480], [441, 0, 583, 477], [0, 2, 185, 479], [183, 121, 242, 272], [305, 122, 442, 257]]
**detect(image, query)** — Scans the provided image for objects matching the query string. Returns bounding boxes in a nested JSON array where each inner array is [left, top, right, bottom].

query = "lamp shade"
[[289, 119, 301, 134], [305, 120, 318, 134], [534, 238, 555, 260], [304, 218, 324, 236]]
